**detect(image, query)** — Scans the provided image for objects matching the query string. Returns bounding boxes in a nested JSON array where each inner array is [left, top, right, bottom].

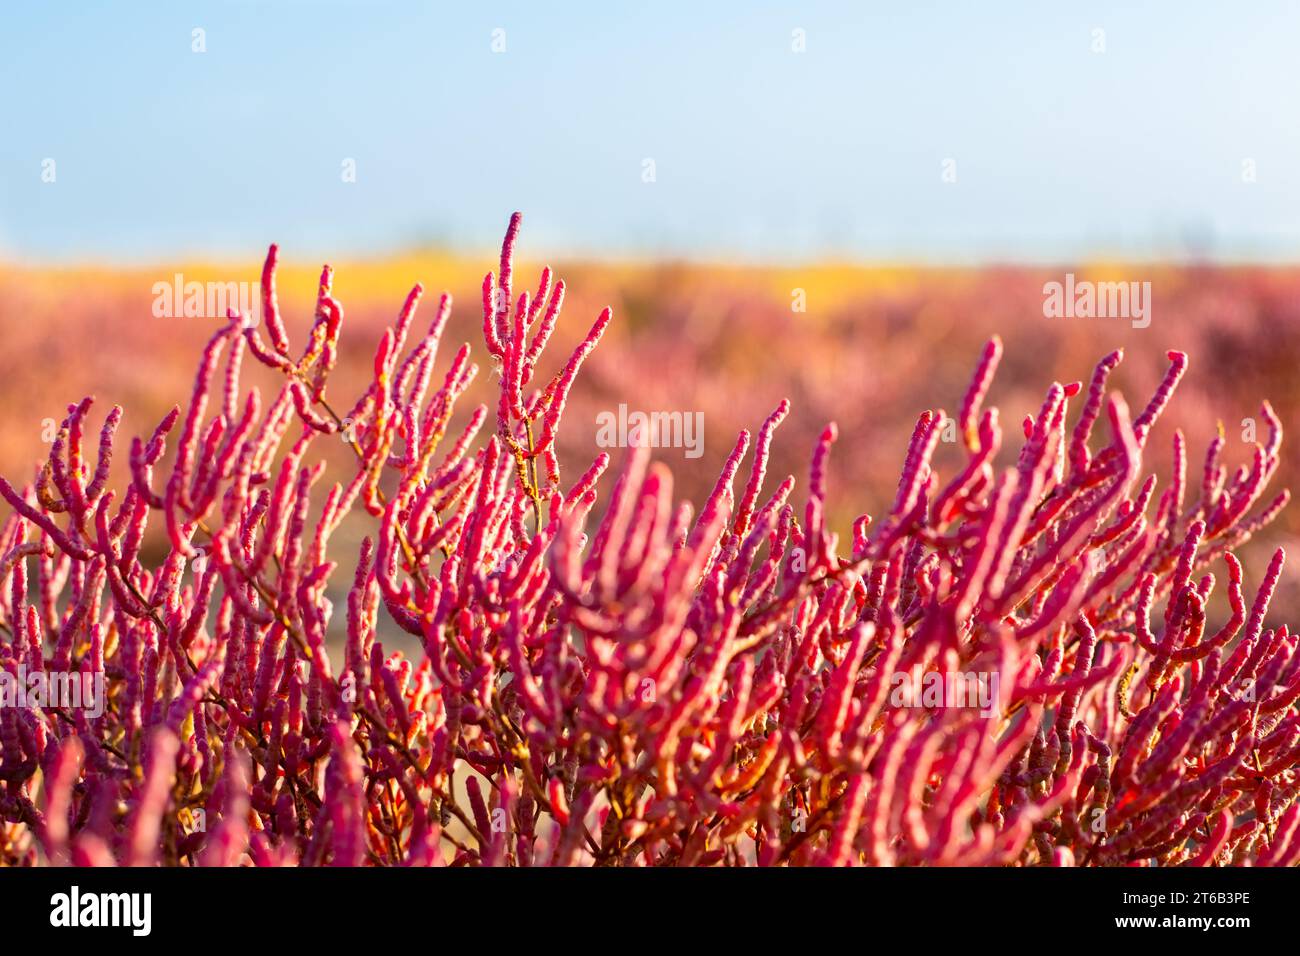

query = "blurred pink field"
[[2, 256, 1298, 609]]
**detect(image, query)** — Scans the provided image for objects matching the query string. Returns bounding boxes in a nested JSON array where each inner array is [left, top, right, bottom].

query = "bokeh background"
[[2, 2, 1298, 619]]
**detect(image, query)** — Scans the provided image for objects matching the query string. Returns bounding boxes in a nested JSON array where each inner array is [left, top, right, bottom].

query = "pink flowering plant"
[[0, 214, 1295, 867]]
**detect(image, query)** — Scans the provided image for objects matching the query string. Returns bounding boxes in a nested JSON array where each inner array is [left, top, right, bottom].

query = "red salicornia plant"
[[0, 214, 1295, 867]]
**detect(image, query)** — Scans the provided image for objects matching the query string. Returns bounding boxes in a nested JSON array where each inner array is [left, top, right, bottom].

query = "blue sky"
[[3, 2, 1299, 263]]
